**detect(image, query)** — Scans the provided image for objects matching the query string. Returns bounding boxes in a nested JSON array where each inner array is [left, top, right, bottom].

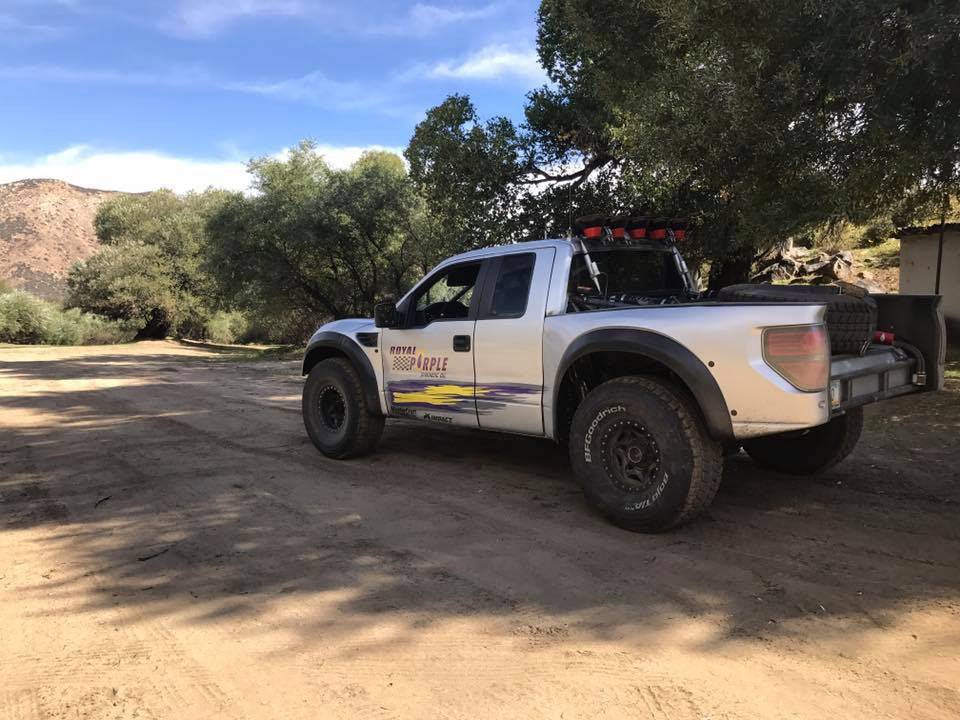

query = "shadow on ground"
[[1, 345, 959, 657]]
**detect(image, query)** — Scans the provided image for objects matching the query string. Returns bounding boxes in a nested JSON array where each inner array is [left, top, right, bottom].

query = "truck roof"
[[443, 237, 675, 267], [444, 239, 574, 265]]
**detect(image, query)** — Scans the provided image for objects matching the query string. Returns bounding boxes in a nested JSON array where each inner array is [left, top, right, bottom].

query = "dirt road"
[[1, 341, 958, 719]]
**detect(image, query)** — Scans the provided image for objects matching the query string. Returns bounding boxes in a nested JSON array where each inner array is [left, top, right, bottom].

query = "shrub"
[[0, 289, 137, 345], [0, 290, 49, 343], [204, 310, 251, 344]]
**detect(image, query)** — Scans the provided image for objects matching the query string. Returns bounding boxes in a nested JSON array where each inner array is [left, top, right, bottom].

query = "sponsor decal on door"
[[388, 380, 540, 415]]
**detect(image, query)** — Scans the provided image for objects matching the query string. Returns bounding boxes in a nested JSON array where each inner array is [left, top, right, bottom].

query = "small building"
[[899, 223, 960, 334]]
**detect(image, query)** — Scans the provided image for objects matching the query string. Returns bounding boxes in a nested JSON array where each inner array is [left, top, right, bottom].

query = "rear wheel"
[[302, 358, 384, 459], [742, 407, 863, 475], [568, 376, 723, 532]]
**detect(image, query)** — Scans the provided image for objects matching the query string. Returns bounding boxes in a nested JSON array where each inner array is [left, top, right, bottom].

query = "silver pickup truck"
[[301, 222, 945, 532]]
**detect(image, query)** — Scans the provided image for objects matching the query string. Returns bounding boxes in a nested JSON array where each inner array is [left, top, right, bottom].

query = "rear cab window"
[[484, 253, 535, 319]]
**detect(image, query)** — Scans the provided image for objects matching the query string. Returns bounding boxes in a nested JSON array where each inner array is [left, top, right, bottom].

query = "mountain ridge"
[[0, 178, 125, 299]]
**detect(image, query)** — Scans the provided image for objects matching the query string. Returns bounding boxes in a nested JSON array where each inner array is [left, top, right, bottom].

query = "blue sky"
[[0, 0, 543, 191]]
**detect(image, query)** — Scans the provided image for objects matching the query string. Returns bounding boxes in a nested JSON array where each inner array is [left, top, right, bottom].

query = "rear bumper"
[[829, 346, 921, 413]]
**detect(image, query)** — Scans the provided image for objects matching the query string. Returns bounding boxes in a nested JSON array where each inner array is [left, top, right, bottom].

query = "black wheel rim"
[[603, 421, 661, 493], [318, 385, 346, 432]]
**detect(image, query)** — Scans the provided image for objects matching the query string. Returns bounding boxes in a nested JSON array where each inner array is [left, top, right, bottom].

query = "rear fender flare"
[[554, 328, 734, 441]]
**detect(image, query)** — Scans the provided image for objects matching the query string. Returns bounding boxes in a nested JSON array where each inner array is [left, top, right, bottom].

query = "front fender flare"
[[554, 328, 734, 442], [302, 332, 382, 415]]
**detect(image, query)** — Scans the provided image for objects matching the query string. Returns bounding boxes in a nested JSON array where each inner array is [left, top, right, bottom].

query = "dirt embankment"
[[1, 341, 958, 719]]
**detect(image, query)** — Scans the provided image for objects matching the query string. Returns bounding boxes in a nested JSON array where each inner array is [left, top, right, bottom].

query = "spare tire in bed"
[[717, 283, 876, 355]]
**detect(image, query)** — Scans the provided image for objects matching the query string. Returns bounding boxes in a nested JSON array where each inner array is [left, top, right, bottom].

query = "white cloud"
[[228, 71, 376, 111], [368, 2, 504, 37], [166, 1, 504, 39], [0, 64, 210, 87], [0, 12, 64, 41], [169, 0, 306, 38], [0, 144, 403, 194], [0, 63, 417, 116], [424, 44, 545, 83]]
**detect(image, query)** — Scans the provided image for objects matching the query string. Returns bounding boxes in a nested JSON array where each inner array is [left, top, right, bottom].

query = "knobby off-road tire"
[[742, 407, 863, 476], [568, 376, 723, 532], [302, 358, 384, 459], [717, 283, 877, 355]]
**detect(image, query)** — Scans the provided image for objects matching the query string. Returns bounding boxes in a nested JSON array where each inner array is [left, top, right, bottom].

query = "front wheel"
[[568, 376, 723, 532], [302, 358, 384, 459], [742, 407, 863, 475]]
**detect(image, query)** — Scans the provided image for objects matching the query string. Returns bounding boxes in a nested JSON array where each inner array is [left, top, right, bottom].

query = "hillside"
[[0, 179, 123, 299]]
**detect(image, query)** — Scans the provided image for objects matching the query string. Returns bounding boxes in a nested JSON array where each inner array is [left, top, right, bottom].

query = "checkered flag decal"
[[392, 355, 418, 372]]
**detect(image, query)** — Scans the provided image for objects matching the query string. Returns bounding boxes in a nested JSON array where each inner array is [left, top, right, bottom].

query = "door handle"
[[453, 335, 471, 352]]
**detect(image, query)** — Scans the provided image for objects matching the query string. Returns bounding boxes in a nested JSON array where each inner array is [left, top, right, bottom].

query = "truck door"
[[380, 260, 485, 428], [473, 248, 555, 435]]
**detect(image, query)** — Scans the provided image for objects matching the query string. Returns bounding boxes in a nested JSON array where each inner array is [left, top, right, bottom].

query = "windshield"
[[568, 249, 686, 298]]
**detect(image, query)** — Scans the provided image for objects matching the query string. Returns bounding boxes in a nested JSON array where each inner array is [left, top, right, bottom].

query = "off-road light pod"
[[669, 218, 688, 241], [626, 216, 649, 239], [648, 218, 669, 241], [574, 214, 608, 239], [609, 214, 630, 239], [762, 324, 830, 392]]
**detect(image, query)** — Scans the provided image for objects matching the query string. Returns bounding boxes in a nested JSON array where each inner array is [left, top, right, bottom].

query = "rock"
[[800, 259, 832, 276], [853, 277, 885, 293]]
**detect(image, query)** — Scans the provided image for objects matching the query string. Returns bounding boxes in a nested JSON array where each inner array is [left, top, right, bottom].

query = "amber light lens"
[[763, 325, 830, 392]]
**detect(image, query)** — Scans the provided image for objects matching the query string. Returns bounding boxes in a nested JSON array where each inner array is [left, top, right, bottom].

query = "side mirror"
[[374, 301, 401, 329]]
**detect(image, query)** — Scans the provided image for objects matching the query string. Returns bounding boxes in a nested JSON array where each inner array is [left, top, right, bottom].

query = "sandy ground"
[[1, 340, 958, 720]]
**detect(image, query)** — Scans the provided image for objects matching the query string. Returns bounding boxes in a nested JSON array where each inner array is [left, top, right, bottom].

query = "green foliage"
[[43, 307, 138, 345], [205, 142, 429, 341], [0, 289, 136, 345], [408, 0, 960, 287], [67, 242, 178, 337], [70, 189, 230, 338], [203, 310, 251, 345], [0, 290, 48, 343]]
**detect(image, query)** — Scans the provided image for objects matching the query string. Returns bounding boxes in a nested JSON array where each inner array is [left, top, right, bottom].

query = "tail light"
[[763, 325, 829, 392]]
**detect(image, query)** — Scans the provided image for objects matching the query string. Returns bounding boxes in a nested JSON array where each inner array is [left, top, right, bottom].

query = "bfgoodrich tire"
[[568, 376, 723, 532], [302, 358, 384, 459], [742, 407, 863, 476]]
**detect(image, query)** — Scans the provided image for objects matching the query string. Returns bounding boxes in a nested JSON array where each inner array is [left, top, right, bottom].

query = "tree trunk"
[[135, 309, 171, 340], [708, 251, 754, 291]]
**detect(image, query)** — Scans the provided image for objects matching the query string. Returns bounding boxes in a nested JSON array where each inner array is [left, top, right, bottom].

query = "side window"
[[488, 253, 535, 318], [567, 255, 596, 296], [411, 262, 481, 326]]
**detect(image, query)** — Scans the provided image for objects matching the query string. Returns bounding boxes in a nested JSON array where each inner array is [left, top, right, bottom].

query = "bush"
[[0, 289, 137, 345], [860, 218, 897, 247], [0, 290, 49, 343], [204, 310, 251, 344]]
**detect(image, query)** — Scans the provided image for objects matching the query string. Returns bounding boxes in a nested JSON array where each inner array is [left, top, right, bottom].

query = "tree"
[[68, 189, 229, 337], [408, 0, 960, 287], [204, 142, 432, 340], [67, 243, 177, 337]]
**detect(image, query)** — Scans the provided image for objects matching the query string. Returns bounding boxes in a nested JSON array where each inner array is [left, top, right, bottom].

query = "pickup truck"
[[300, 219, 945, 532]]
